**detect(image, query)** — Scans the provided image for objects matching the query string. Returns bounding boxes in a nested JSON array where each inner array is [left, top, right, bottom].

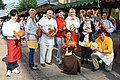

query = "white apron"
[[93, 51, 114, 66]]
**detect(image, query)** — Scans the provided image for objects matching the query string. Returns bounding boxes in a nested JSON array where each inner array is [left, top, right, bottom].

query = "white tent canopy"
[[0, 10, 9, 18]]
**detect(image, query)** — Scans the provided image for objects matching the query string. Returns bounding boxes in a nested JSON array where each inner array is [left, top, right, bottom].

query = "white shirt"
[[95, 19, 115, 33], [79, 21, 91, 47], [38, 17, 57, 45], [2, 19, 20, 39], [65, 16, 80, 33]]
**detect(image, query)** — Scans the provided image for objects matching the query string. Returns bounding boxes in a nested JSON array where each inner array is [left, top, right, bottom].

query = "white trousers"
[[40, 44, 53, 64]]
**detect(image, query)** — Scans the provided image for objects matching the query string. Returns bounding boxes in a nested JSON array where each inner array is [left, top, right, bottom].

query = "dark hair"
[[10, 9, 18, 16], [58, 10, 64, 13], [85, 14, 91, 18], [97, 29, 106, 34], [102, 12, 107, 16], [65, 30, 72, 34]]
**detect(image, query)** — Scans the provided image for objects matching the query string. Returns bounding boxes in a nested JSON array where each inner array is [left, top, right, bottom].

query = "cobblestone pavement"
[[0, 32, 120, 80]]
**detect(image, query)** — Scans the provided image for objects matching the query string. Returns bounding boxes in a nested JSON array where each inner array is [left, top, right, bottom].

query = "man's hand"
[[96, 47, 103, 53]]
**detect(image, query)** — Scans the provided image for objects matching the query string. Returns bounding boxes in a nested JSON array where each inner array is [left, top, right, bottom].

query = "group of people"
[[1, 7, 115, 77]]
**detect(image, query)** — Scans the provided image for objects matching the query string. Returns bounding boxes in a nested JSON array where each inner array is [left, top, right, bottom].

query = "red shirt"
[[55, 17, 66, 38]]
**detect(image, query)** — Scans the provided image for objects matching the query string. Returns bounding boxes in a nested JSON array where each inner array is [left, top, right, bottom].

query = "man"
[[91, 29, 114, 72], [38, 10, 57, 67], [78, 15, 95, 64], [95, 12, 115, 37]]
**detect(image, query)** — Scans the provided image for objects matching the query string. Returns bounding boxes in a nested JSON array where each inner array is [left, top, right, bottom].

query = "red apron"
[[7, 39, 22, 62], [71, 32, 79, 50]]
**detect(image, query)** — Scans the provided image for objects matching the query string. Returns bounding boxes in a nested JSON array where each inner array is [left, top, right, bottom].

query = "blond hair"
[[68, 8, 76, 16]]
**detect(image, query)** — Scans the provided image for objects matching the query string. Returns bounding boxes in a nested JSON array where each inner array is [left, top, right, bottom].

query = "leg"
[[85, 47, 91, 64], [80, 46, 85, 64], [6, 62, 14, 77], [7, 62, 14, 71], [29, 48, 35, 67], [46, 45, 53, 63], [91, 53, 100, 69], [40, 44, 47, 64], [56, 37, 63, 64], [104, 62, 113, 72]]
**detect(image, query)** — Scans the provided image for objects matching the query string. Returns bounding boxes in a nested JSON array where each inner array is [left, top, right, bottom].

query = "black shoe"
[[30, 66, 39, 70], [91, 68, 100, 72], [46, 62, 52, 65], [34, 65, 38, 67], [85, 60, 89, 64], [40, 64, 46, 67], [81, 61, 84, 64]]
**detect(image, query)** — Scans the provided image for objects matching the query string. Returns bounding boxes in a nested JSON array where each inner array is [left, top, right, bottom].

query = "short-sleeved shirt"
[[2, 19, 20, 39], [95, 36, 113, 56], [38, 17, 57, 45]]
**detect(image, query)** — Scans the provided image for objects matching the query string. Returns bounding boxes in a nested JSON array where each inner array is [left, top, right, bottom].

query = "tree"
[[16, 0, 38, 12], [0, 0, 5, 10]]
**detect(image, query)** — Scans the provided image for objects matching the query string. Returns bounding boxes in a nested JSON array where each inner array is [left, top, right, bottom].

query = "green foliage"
[[0, 0, 5, 10], [16, 0, 38, 12]]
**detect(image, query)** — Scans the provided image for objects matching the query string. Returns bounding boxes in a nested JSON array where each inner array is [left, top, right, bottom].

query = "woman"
[[25, 9, 39, 70], [2, 9, 21, 77], [65, 8, 80, 50], [78, 15, 95, 64], [62, 30, 81, 75], [55, 10, 67, 65]]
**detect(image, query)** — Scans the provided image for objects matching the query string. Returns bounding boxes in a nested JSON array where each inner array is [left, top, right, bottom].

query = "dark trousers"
[[80, 46, 91, 61], [7, 61, 17, 71], [29, 48, 35, 67]]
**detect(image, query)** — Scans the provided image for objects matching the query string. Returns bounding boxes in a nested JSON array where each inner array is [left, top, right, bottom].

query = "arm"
[[90, 21, 95, 34], [75, 17, 80, 29], [25, 18, 36, 35], [108, 21, 115, 33], [95, 38, 113, 54], [65, 17, 70, 30], [52, 20, 58, 36], [78, 22, 84, 33]]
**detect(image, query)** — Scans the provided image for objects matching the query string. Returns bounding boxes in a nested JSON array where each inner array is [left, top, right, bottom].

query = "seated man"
[[91, 29, 114, 72]]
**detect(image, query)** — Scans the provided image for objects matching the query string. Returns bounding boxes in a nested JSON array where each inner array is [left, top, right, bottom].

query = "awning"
[[52, 0, 98, 9]]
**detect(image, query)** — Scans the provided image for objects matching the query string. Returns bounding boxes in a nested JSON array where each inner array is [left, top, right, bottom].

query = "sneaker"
[[12, 68, 20, 74], [6, 70, 11, 77], [58, 60, 62, 65]]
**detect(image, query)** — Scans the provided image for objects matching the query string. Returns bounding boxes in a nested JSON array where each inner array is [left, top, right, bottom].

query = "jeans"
[[40, 44, 53, 64], [29, 48, 35, 67], [56, 37, 64, 61], [7, 61, 17, 71]]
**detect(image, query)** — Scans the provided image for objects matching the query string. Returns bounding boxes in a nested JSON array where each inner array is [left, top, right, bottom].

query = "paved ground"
[[0, 32, 120, 80], [0, 35, 34, 80]]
